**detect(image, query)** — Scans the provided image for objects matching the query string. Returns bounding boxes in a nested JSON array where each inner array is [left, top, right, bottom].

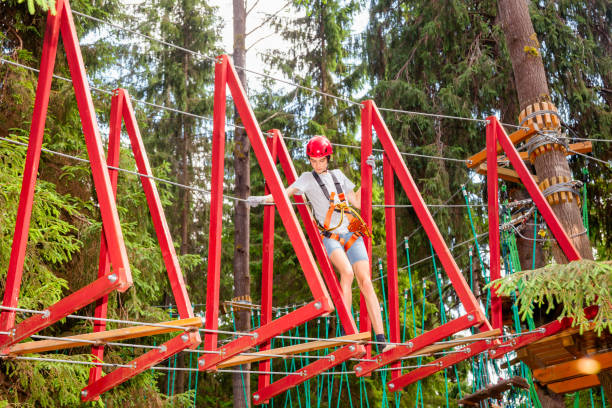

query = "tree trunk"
[[497, 0, 602, 405], [232, 0, 251, 406]]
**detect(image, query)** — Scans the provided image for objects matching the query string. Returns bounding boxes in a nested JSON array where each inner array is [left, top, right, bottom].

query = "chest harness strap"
[[311, 171, 372, 252]]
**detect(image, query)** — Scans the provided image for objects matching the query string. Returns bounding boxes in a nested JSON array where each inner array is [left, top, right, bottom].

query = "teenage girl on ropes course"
[[248, 135, 392, 353]]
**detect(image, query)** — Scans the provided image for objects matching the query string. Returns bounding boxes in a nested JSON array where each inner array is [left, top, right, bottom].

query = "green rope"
[[230, 307, 250, 408], [532, 210, 538, 270], [404, 237, 422, 408], [462, 186, 490, 317], [377, 259, 392, 408], [582, 167, 590, 237], [602, 386, 607, 408], [192, 343, 200, 407], [574, 391, 580, 408], [429, 242, 450, 408], [419, 281, 426, 408]]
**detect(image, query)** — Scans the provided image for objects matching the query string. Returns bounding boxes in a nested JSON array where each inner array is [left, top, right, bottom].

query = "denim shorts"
[[323, 232, 368, 265]]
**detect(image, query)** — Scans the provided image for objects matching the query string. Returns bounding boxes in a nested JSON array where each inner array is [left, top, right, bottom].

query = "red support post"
[[383, 154, 401, 379], [121, 89, 194, 318], [486, 119, 503, 329], [370, 101, 489, 328], [203, 56, 228, 351], [360, 101, 374, 355], [83, 88, 200, 399], [88, 89, 124, 386], [258, 130, 279, 392], [60, 0, 131, 289], [487, 117, 581, 261]]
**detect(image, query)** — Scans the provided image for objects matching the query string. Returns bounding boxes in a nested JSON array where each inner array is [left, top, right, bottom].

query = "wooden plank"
[[476, 164, 538, 184], [408, 329, 501, 357], [217, 332, 371, 369], [547, 375, 600, 394], [467, 125, 537, 168], [533, 352, 612, 384], [9, 317, 202, 355]]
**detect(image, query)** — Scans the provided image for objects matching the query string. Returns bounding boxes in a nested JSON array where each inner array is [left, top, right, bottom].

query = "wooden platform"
[[8, 317, 202, 355], [458, 376, 529, 406], [516, 326, 612, 394]]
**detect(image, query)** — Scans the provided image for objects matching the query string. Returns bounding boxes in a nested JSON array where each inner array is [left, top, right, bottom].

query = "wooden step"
[[9, 316, 202, 355]]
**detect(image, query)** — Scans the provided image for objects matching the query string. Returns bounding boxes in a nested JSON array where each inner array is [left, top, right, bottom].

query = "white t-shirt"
[[289, 169, 356, 234]]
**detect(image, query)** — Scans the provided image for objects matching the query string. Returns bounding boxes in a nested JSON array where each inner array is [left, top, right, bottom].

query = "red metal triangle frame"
[[385, 115, 585, 393], [0, 1, 200, 400], [354, 100, 493, 380], [253, 129, 365, 404], [80, 89, 201, 401], [0, 0, 132, 351], [199, 55, 335, 372]]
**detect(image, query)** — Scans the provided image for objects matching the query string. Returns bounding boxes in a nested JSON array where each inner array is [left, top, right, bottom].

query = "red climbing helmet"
[[306, 135, 333, 158]]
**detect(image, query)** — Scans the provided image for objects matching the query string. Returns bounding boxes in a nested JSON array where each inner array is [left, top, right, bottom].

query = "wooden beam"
[[467, 124, 537, 168], [408, 329, 501, 357], [533, 352, 612, 384], [476, 164, 537, 184], [547, 375, 600, 394], [217, 332, 371, 369], [9, 317, 202, 355]]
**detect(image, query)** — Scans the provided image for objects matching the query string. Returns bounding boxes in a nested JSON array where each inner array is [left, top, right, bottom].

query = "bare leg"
[[352, 260, 385, 336], [329, 249, 354, 312]]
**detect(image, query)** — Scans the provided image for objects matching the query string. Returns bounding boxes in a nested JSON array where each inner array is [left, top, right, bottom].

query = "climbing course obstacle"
[[1, 0, 608, 406]]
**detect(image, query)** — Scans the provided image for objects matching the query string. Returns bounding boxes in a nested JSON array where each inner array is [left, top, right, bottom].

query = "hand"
[[366, 154, 376, 169], [246, 195, 268, 207]]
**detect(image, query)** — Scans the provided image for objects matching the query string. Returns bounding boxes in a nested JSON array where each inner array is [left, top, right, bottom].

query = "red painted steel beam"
[[60, 0, 131, 288], [253, 344, 365, 404], [224, 57, 331, 305], [202, 55, 334, 370], [275, 132, 357, 335], [258, 130, 279, 392], [359, 102, 374, 355], [120, 89, 194, 319], [82, 331, 200, 401], [487, 117, 581, 261], [383, 154, 401, 379], [486, 120, 503, 329], [88, 89, 123, 386], [355, 311, 481, 377], [369, 101, 490, 330], [203, 56, 228, 351], [0, 0, 64, 338], [388, 339, 494, 392], [200, 299, 329, 370]]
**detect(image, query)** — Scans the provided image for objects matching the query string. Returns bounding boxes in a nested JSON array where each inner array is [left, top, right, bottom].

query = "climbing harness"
[[311, 170, 372, 252]]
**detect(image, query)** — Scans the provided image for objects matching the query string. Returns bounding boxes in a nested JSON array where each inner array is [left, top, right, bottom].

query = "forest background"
[[0, 0, 610, 406]]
